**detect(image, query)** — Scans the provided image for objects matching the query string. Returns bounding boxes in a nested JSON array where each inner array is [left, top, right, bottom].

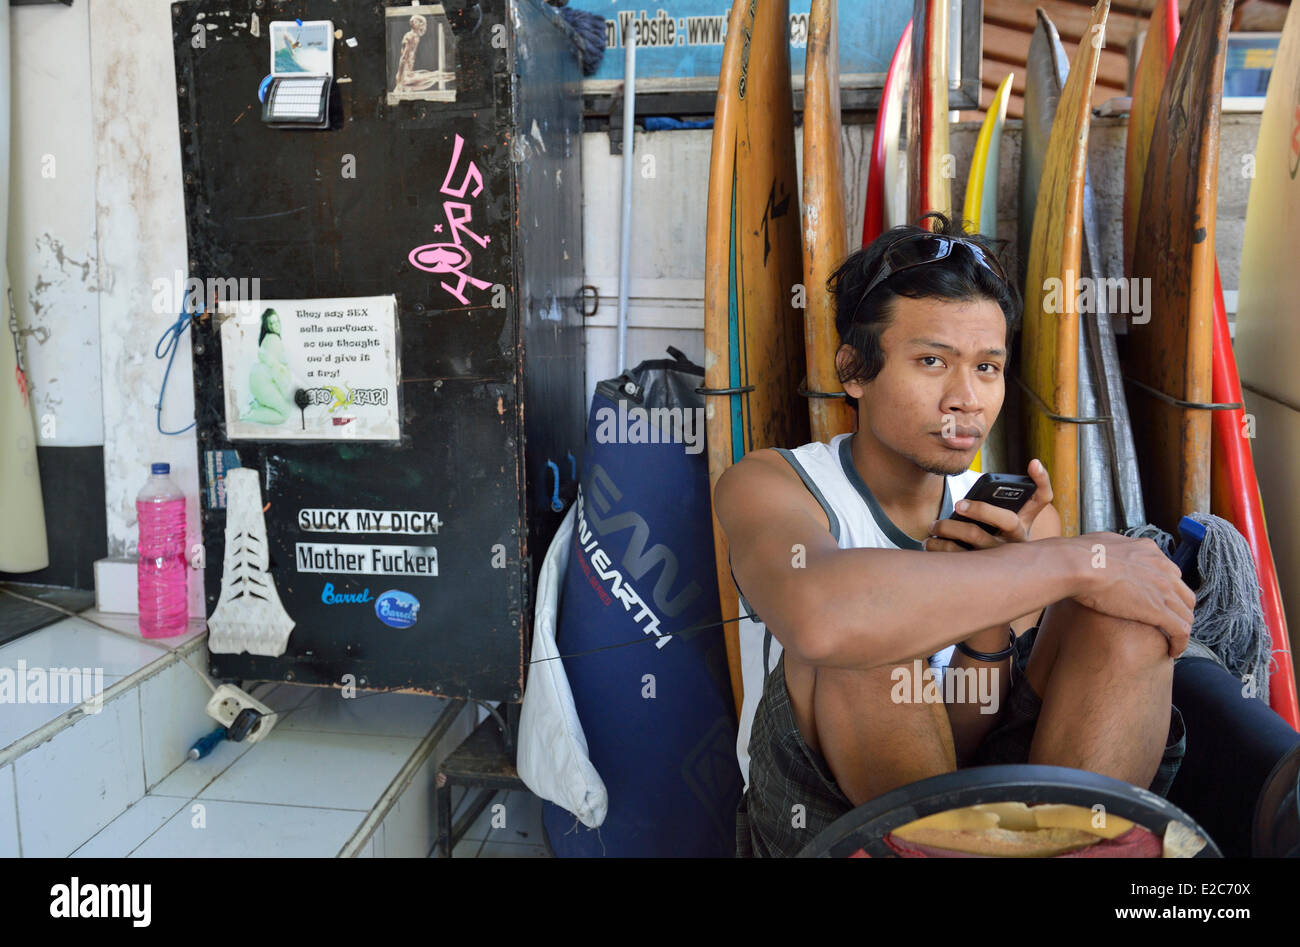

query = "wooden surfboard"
[[1233, 1, 1300, 720], [705, 0, 810, 716], [1123, 0, 1179, 276], [1125, 0, 1233, 533], [801, 0, 856, 443], [1019, 0, 1109, 538], [964, 73, 1012, 474], [1030, 18, 1126, 535], [1127, 0, 1296, 727], [0, 8, 49, 574], [906, 0, 951, 227], [862, 19, 911, 246], [1020, 10, 1132, 533]]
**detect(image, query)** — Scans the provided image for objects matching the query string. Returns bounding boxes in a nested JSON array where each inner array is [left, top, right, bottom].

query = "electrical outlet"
[[204, 684, 278, 743]]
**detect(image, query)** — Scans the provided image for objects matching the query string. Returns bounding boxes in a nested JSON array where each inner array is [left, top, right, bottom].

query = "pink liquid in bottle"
[[137, 463, 189, 638]]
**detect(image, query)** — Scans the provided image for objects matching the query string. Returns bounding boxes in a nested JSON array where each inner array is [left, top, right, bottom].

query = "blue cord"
[[546, 460, 563, 512], [155, 307, 196, 436]]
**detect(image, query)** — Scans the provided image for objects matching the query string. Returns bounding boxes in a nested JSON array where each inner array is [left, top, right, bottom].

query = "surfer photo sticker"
[[218, 294, 401, 442], [269, 20, 335, 77], [386, 3, 457, 105]]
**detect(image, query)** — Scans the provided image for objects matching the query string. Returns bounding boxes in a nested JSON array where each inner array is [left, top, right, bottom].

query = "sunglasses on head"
[[848, 232, 1010, 325]]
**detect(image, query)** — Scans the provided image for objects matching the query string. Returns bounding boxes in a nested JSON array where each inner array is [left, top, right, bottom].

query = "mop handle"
[[1169, 515, 1207, 588]]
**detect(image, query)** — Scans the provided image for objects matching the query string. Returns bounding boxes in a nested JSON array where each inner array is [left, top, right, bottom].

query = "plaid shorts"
[[971, 625, 1187, 797]]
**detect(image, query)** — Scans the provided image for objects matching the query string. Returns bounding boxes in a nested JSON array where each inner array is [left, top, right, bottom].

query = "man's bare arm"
[[713, 450, 1193, 671]]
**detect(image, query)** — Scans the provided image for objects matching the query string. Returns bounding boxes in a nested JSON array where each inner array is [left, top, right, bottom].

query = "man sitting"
[[715, 214, 1193, 858]]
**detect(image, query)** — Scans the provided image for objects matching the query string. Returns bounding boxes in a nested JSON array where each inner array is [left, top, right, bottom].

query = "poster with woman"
[[218, 295, 401, 441]]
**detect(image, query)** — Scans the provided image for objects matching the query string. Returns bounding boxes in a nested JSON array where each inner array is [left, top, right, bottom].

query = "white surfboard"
[[1235, 3, 1300, 674], [0, 7, 50, 573]]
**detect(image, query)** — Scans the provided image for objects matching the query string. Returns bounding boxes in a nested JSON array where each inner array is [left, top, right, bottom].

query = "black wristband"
[[955, 628, 1016, 662]]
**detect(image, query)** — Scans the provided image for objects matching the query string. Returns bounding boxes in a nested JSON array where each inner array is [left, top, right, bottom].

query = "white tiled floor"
[[440, 790, 551, 858], [71, 796, 189, 858], [1, 611, 556, 858], [192, 730, 423, 811], [130, 799, 364, 858]]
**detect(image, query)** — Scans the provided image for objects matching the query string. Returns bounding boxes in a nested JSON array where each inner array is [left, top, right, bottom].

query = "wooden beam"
[[984, 0, 1148, 51], [983, 23, 1130, 91], [1233, 0, 1291, 31]]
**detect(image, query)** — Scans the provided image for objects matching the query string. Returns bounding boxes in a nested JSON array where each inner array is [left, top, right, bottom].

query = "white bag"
[[517, 503, 608, 827]]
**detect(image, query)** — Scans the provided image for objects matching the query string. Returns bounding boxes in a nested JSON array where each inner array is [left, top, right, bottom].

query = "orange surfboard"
[[705, 0, 810, 715], [801, 0, 856, 443]]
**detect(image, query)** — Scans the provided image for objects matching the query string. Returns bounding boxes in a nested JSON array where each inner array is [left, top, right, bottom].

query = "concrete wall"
[[87, 0, 203, 616]]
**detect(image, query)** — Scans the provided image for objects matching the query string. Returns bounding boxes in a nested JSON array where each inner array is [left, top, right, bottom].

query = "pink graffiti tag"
[[409, 134, 492, 305], [440, 133, 484, 198]]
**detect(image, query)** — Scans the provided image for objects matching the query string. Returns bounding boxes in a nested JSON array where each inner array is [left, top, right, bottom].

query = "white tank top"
[[734, 432, 982, 790]]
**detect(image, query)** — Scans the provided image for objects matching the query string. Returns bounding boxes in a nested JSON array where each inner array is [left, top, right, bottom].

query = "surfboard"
[[1029, 15, 1139, 536], [1123, 0, 1179, 276], [1125, 0, 1233, 533], [801, 0, 856, 444], [0, 9, 49, 574], [1029, 18, 1118, 536], [906, 0, 951, 226], [1125, 0, 1297, 728], [962, 73, 1011, 238], [1019, 1, 1109, 538], [705, 0, 810, 716], [863, 19, 911, 246], [1233, 1, 1300, 720], [964, 73, 1012, 474]]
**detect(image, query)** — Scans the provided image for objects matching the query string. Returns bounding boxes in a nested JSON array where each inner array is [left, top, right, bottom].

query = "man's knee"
[[1053, 600, 1172, 674]]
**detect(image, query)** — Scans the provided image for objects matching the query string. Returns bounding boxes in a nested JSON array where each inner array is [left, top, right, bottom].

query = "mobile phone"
[[947, 473, 1038, 549]]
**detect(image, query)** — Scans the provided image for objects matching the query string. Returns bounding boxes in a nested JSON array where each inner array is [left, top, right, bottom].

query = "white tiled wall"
[[13, 688, 144, 857], [0, 765, 17, 856], [138, 656, 223, 790]]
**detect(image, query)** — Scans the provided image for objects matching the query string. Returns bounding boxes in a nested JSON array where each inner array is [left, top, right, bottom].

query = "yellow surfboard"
[[1020, 0, 1109, 537], [962, 73, 1013, 237], [964, 73, 1013, 473]]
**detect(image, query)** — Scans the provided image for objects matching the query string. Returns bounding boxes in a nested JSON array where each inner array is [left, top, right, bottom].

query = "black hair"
[[829, 213, 1021, 407], [258, 307, 280, 347]]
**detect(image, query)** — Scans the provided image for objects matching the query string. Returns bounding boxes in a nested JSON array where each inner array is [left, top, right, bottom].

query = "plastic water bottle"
[[136, 462, 189, 638]]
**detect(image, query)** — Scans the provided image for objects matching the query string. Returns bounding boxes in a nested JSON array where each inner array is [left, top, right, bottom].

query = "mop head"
[[559, 7, 608, 76], [1124, 514, 1272, 703]]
